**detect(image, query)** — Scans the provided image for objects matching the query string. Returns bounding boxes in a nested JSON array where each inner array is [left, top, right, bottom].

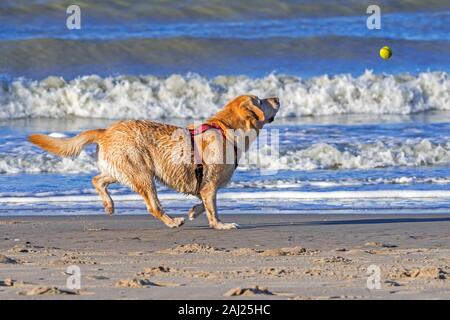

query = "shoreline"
[[1, 214, 450, 299]]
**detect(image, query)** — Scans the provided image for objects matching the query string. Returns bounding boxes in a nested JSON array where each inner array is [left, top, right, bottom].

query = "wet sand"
[[1, 214, 450, 299]]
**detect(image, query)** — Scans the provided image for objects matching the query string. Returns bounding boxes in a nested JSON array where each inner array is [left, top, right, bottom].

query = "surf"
[[1, 70, 449, 120]]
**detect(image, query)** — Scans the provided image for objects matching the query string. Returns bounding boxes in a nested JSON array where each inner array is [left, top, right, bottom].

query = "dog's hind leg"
[[133, 178, 185, 228], [188, 203, 205, 221], [200, 184, 239, 230], [92, 175, 117, 215]]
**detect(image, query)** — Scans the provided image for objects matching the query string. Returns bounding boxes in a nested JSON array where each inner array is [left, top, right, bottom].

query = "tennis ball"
[[380, 46, 392, 60]]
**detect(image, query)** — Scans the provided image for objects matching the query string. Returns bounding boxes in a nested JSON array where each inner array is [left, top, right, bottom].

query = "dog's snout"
[[268, 97, 280, 108]]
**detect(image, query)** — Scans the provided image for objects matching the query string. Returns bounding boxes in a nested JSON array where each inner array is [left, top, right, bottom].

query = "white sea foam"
[[1, 70, 449, 119], [2, 138, 450, 174], [248, 139, 450, 170], [1, 176, 449, 200], [2, 190, 450, 204], [0, 150, 97, 174], [229, 176, 450, 189]]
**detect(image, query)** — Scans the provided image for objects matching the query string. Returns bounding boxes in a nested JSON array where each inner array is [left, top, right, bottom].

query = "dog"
[[28, 95, 280, 229]]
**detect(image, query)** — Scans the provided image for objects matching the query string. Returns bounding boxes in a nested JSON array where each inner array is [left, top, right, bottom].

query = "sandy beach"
[[1, 0, 449, 304], [1, 214, 449, 300]]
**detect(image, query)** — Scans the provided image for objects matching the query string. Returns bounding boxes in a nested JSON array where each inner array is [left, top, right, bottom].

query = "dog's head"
[[198, 94, 280, 155], [227, 95, 280, 130]]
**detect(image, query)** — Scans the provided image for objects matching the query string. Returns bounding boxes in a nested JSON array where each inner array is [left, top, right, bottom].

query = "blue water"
[[1, 7, 450, 79], [1, 3, 450, 215], [1, 11, 449, 41], [2, 114, 450, 215]]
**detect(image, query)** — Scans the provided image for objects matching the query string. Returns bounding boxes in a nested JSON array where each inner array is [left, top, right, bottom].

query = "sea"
[[1, 0, 450, 216]]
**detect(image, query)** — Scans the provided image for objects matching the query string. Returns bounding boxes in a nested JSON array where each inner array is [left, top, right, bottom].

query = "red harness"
[[188, 123, 238, 195], [189, 123, 225, 139]]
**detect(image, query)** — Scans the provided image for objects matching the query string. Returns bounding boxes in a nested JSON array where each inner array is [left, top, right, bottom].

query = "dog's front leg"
[[188, 203, 205, 220], [200, 185, 239, 230]]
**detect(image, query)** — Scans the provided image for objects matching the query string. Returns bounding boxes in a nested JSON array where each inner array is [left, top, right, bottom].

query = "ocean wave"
[[2, 176, 449, 199], [3, 138, 450, 174], [251, 139, 450, 171], [229, 176, 450, 189], [3, 11, 449, 41], [1, 71, 449, 120], [3, 0, 447, 23], [0, 150, 97, 174], [3, 190, 450, 205]]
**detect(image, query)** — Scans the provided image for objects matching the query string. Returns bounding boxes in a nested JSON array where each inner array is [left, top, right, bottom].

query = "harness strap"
[[189, 123, 238, 195]]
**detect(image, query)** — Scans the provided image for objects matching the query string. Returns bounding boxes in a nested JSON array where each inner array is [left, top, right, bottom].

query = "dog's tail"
[[28, 129, 105, 158]]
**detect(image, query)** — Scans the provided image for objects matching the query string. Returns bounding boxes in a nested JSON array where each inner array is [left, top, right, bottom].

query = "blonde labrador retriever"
[[28, 95, 280, 229]]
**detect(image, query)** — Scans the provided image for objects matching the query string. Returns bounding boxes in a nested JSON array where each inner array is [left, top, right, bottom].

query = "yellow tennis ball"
[[380, 46, 392, 60]]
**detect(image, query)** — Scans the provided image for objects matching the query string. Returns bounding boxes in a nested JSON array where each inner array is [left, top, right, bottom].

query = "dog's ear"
[[241, 97, 265, 122]]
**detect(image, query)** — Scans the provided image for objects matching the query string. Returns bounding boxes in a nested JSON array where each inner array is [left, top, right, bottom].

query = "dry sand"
[[1, 214, 450, 300]]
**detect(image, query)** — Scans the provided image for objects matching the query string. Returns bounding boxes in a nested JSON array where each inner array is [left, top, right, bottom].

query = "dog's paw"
[[212, 222, 240, 230], [188, 208, 197, 221], [104, 206, 114, 215], [167, 217, 185, 228], [188, 204, 204, 221]]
